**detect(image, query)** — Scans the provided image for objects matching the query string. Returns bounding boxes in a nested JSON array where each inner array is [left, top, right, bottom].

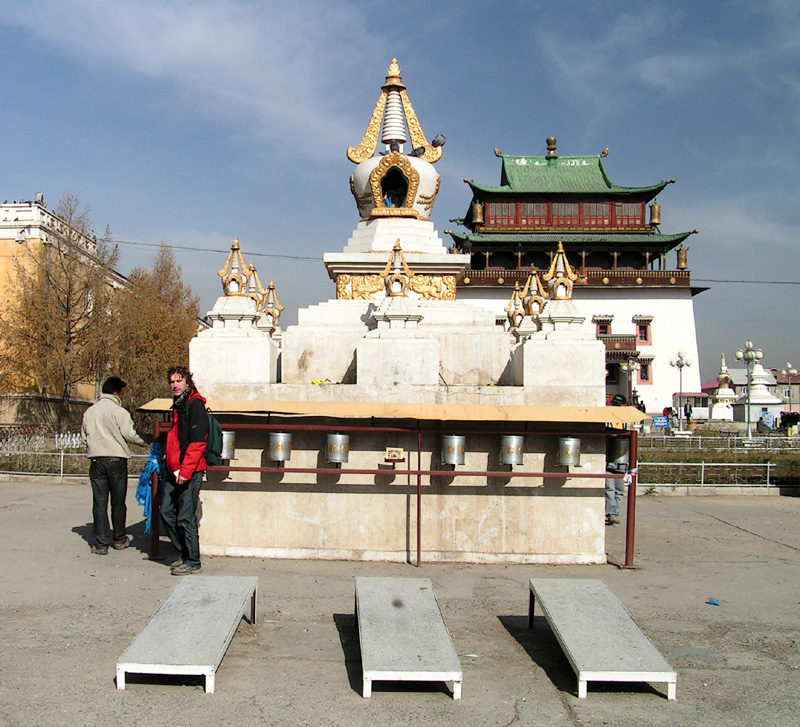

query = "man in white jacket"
[[81, 377, 147, 554]]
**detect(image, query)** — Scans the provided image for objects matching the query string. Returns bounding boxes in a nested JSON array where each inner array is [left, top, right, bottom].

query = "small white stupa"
[[709, 353, 736, 420]]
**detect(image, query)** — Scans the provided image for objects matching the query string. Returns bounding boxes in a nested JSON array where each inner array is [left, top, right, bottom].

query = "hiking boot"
[[91, 545, 109, 555], [171, 563, 202, 576], [168, 559, 184, 568], [606, 515, 621, 525], [112, 536, 131, 550]]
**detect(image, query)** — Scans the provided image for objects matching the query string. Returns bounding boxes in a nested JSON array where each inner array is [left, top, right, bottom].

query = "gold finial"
[[505, 282, 524, 328], [217, 238, 250, 296], [494, 148, 503, 157], [385, 58, 402, 84], [261, 280, 284, 325], [380, 239, 415, 297], [348, 60, 441, 164], [245, 262, 266, 305], [542, 241, 578, 300]]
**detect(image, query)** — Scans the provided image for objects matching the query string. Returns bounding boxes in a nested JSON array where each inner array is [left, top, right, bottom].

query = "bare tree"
[[109, 242, 200, 422], [0, 194, 119, 429]]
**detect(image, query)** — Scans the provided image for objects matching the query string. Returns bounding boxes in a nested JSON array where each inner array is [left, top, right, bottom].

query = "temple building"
[[145, 60, 647, 566], [446, 139, 703, 413]]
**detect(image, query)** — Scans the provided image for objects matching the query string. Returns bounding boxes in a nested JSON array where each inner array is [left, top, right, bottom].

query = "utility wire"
[[108, 239, 800, 282], [109, 237, 320, 261]]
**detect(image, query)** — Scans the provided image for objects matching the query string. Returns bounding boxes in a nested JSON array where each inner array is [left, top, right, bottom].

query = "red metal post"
[[416, 429, 422, 567], [623, 429, 639, 568]]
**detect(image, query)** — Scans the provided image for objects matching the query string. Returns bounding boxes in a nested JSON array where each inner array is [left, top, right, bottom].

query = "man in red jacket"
[[163, 365, 208, 575]]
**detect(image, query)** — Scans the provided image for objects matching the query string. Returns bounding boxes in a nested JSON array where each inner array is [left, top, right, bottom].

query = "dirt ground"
[[1, 477, 798, 727]]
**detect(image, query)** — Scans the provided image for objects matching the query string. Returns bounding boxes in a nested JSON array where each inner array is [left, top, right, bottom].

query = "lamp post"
[[735, 340, 763, 438], [620, 358, 641, 406], [670, 351, 692, 432], [781, 362, 797, 413]]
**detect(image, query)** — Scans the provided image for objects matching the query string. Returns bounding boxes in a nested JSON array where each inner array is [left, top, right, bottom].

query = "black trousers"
[[89, 457, 129, 547], [160, 472, 203, 567]]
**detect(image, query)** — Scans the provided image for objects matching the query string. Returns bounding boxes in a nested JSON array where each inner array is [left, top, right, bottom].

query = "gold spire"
[[260, 280, 284, 325], [347, 59, 442, 164], [217, 238, 250, 296], [542, 242, 578, 301]]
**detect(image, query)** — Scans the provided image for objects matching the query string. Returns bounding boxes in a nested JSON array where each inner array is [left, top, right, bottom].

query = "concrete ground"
[[1, 478, 798, 727]]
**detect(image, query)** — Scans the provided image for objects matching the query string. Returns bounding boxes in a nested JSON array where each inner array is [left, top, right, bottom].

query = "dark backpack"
[[205, 409, 224, 465]]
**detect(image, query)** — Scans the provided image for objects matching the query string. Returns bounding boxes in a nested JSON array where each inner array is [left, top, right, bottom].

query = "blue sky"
[[1, 0, 799, 381]]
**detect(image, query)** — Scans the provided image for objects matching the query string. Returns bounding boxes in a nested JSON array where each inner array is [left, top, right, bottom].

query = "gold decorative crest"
[[346, 59, 442, 165], [260, 280, 284, 324], [218, 238, 250, 296], [368, 152, 420, 219], [542, 241, 578, 301]]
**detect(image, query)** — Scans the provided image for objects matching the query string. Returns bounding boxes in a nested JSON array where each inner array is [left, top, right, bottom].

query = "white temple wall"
[[460, 286, 702, 412], [198, 424, 606, 564], [190, 336, 280, 393]]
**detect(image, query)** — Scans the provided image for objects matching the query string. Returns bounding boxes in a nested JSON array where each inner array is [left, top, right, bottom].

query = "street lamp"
[[670, 351, 692, 432], [620, 358, 641, 405], [781, 362, 797, 413], [735, 340, 763, 438]]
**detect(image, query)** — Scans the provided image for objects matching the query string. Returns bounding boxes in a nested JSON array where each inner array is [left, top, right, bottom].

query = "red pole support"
[[623, 429, 639, 568], [416, 430, 422, 567]]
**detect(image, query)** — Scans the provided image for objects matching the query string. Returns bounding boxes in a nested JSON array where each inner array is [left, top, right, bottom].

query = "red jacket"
[[166, 389, 208, 479]]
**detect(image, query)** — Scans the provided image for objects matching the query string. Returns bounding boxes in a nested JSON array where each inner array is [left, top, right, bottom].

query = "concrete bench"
[[355, 577, 462, 699], [117, 575, 257, 693], [528, 578, 676, 700]]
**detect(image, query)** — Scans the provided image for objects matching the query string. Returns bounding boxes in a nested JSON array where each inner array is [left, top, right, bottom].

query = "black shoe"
[[112, 536, 131, 550], [171, 563, 202, 576], [91, 545, 108, 555]]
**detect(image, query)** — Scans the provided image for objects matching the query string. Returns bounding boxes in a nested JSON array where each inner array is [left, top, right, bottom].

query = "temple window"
[[597, 323, 610, 335], [488, 201, 516, 227], [637, 323, 650, 344], [520, 202, 547, 226], [606, 363, 619, 384], [638, 363, 652, 384], [552, 202, 579, 225], [614, 202, 644, 227], [582, 202, 610, 226]]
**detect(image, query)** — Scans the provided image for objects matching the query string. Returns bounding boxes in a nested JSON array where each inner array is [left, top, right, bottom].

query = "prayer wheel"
[[268, 432, 292, 461]]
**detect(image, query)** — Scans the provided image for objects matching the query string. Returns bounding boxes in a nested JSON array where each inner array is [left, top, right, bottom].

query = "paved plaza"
[[1, 478, 798, 727]]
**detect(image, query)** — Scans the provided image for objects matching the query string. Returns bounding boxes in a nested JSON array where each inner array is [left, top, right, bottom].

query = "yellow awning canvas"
[[139, 398, 650, 425]]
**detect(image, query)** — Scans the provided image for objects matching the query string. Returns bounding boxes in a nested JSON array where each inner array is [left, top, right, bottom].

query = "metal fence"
[[638, 461, 799, 489], [0, 431, 147, 479], [639, 434, 798, 451]]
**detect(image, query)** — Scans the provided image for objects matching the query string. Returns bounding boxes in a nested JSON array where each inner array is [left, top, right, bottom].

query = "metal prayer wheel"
[[221, 430, 235, 460], [326, 433, 349, 464], [441, 434, 466, 466], [607, 437, 629, 467], [557, 437, 581, 467], [268, 432, 292, 461], [500, 435, 524, 466]]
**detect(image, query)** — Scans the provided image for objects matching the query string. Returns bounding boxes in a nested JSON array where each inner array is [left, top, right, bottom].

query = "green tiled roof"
[[447, 230, 692, 252], [466, 154, 669, 198]]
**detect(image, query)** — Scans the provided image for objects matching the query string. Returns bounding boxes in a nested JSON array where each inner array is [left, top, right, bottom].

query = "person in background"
[[81, 377, 147, 555], [605, 462, 625, 526], [162, 366, 208, 575]]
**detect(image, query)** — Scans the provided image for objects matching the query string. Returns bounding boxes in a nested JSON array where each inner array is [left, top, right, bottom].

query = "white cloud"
[[1, 0, 385, 160]]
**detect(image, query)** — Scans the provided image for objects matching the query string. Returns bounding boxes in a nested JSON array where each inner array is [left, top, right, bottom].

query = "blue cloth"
[[136, 442, 166, 533]]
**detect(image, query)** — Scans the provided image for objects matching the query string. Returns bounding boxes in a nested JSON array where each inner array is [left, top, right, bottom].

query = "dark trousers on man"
[[160, 471, 203, 568], [89, 457, 129, 547]]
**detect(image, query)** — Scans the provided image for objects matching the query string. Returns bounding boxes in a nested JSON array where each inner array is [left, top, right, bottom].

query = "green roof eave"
[[447, 230, 693, 251]]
